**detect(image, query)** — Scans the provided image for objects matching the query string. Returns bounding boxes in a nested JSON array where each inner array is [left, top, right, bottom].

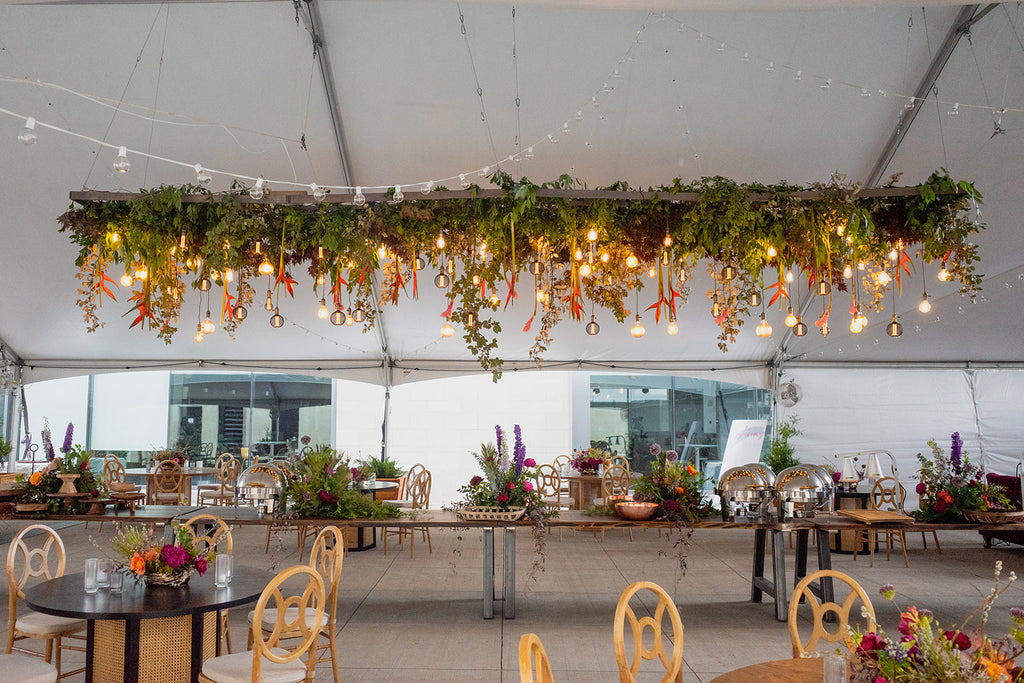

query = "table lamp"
[[840, 454, 858, 483]]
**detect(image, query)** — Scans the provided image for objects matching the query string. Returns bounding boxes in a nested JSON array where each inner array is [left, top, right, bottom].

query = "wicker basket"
[[963, 509, 1024, 524], [144, 570, 192, 588], [458, 506, 527, 521]]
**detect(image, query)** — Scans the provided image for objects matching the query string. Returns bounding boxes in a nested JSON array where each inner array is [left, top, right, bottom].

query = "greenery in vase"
[[764, 416, 801, 473], [112, 524, 211, 579], [912, 432, 1009, 523], [844, 563, 1023, 682], [281, 446, 399, 520], [356, 453, 405, 479], [633, 449, 715, 523]]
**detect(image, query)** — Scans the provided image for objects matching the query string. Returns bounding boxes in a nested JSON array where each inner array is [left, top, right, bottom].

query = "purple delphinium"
[[41, 426, 55, 462], [161, 544, 191, 570], [495, 425, 505, 468], [513, 424, 525, 476], [61, 423, 74, 455], [950, 432, 963, 474]]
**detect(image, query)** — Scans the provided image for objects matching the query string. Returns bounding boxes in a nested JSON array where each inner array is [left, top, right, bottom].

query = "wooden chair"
[[552, 454, 571, 472], [536, 464, 575, 510], [198, 457, 239, 507], [596, 464, 632, 540], [5, 525, 87, 680], [248, 526, 344, 683], [852, 477, 909, 568], [101, 454, 126, 488], [0, 653, 58, 683], [197, 453, 236, 501], [607, 454, 630, 470], [384, 468, 432, 557], [392, 463, 424, 509], [916, 477, 943, 554], [150, 460, 186, 505], [518, 633, 555, 683], [182, 514, 235, 654], [788, 569, 876, 658], [199, 564, 325, 683], [613, 581, 684, 683]]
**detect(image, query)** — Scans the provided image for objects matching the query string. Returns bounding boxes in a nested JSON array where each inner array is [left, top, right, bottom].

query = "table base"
[[89, 612, 216, 683], [750, 527, 834, 622], [482, 528, 516, 619]]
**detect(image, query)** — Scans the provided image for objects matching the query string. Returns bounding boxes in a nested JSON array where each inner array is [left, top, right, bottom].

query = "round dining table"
[[24, 565, 273, 683], [708, 656, 823, 682]]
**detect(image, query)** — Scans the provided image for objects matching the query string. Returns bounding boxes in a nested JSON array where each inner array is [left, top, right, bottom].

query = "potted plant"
[[764, 416, 801, 473], [355, 453, 405, 500]]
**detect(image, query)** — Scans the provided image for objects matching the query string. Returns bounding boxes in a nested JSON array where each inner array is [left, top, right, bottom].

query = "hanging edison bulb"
[[233, 305, 248, 322], [585, 315, 600, 335], [264, 290, 273, 311], [529, 260, 545, 275], [465, 311, 477, 328], [489, 294, 500, 307], [441, 322, 455, 337], [766, 245, 777, 258], [794, 319, 808, 336], [201, 312, 215, 335], [630, 315, 646, 338], [855, 309, 868, 327], [647, 267, 657, 278], [134, 263, 148, 280], [434, 271, 450, 288], [113, 146, 131, 173], [311, 183, 327, 201], [198, 277, 212, 292], [194, 324, 204, 344], [721, 264, 736, 281], [317, 299, 329, 320], [414, 256, 425, 271], [748, 291, 762, 307], [436, 233, 446, 250], [353, 186, 366, 206], [784, 308, 798, 328], [352, 308, 366, 323], [120, 272, 134, 287], [843, 263, 853, 279], [755, 313, 772, 338], [666, 318, 679, 336], [938, 264, 950, 281], [820, 323, 830, 337], [875, 270, 891, 286], [195, 164, 213, 186], [258, 256, 274, 276], [817, 280, 830, 296], [625, 254, 639, 268], [109, 231, 120, 244], [587, 228, 599, 242], [886, 314, 903, 337], [345, 313, 354, 326], [18, 117, 38, 145], [600, 252, 610, 263], [711, 299, 722, 318], [579, 263, 592, 277], [223, 268, 234, 283], [330, 308, 344, 326], [784, 268, 794, 283], [918, 293, 931, 313], [270, 308, 284, 328]]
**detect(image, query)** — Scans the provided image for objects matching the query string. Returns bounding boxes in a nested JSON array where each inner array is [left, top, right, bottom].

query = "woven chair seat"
[[246, 607, 329, 630], [16, 611, 86, 636], [0, 654, 58, 683], [541, 495, 575, 507], [200, 647, 307, 683]]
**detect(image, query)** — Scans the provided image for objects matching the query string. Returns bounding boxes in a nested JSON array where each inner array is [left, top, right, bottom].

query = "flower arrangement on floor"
[[632, 447, 714, 523], [459, 425, 547, 518], [280, 445, 399, 519], [913, 432, 1009, 523], [112, 524, 210, 587], [845, 562, 1023, 682], [16, 422, 101, 512], [570, 447, 608, 475]]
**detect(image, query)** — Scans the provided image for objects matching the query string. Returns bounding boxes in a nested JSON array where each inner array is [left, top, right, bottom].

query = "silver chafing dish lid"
[[775, 465, 830, 503], [237, 463, 286, 496], [716, 465, 773, 500]]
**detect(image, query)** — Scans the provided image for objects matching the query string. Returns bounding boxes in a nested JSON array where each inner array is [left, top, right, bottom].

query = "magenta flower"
[[915, 482, 927, 495], [943, 630, 971, 651], [195, 556, 208, 575], [161, 544, 191, 570], [523, 458, 536, 468], [497, 493, 509, 503], [523, 481, 534, 492], [469, 475, 484, 487], [508, 482, 516, 490]]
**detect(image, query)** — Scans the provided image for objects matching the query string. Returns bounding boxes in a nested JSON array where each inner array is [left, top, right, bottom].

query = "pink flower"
[[195, 556, 208, 575], [874, 677, 888, 683], [523, 458, 536, 468], [497, 493, 509, 503], [508, 482, 516, 490], [524, 481, 533, 492], [943, 630, 971, 651], [915, 482, 928, 495]]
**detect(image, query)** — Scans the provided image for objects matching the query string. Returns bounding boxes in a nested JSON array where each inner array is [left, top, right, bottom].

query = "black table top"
[[24, 565, 272, 620]]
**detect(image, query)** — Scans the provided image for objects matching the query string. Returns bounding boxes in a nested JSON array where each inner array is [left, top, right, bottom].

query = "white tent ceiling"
[[1, 0, 1022, 387]]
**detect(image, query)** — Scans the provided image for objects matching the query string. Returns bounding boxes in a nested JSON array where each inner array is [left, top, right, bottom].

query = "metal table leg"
[[816, 527, 835, 604], [771, 528, 788, 622], [750, 528, 768, 603], [503, 527, 516, 619], [483, 528, 494, 619]]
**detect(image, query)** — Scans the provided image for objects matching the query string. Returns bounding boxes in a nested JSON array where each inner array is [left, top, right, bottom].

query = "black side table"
[[830, 489, 872, 554]]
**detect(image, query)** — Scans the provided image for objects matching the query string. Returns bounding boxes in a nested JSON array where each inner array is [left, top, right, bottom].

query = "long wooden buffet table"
[[15, 507, 1020, 622]]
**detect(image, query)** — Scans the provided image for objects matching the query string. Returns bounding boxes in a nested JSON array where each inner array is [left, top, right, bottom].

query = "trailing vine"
[[58, 170, 984, 379]]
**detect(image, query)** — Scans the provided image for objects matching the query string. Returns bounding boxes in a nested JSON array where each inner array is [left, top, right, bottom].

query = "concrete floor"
[[1, 519, 1022, 682]]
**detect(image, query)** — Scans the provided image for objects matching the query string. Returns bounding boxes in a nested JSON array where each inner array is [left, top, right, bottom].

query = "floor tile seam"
[[334, 545, 402, 636]]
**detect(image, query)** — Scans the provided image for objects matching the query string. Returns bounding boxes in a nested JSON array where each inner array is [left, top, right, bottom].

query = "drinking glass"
[[96, 558, 112, 588], [108, 570, 124, 593], [823, 654, 847, 683], [84, 558, 99, 594], [215, 554, 233, 588]]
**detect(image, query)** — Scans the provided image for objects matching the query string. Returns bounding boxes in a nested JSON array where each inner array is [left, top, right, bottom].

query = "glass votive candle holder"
[[97, 558, 112, 588], [108, 569, 124, 593], [215, 554, 233, 588], [823, 653, 847, 683], [84, 558, 99, 594]]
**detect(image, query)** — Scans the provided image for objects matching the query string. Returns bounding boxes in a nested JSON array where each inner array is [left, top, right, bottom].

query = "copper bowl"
[[614, 501, 659, 521], [604, 494, 632, 506]]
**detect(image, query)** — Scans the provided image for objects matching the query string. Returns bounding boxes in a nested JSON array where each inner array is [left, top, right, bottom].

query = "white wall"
[[334, 379, 387, 462], [386, 371, 574, 506], [91, 371, 169, 451]]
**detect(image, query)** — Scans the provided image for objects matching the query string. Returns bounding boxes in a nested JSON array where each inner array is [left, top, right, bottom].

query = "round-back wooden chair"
[[197, 453, 236, 501], [197, 457, 239, 507], [248, 526, 344, 683], [788, 569, 876, 658], [5, 525, 86, 680], [393, 463, 424, 508], [852, 477, 909, 567], [518, 633, 555, 683], [101, 455, 126, 487], [151, 459, 186, 505], [181, 514, 234, 653], [384, 468, 432, 557], [199, 565, 325, 683], [613, 581, 684, 683], [596, 464, 630, 504]]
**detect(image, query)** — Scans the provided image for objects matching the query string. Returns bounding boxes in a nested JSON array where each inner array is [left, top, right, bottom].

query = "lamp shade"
[[841, 455, 858, 481], [865, 453, 885, 479]]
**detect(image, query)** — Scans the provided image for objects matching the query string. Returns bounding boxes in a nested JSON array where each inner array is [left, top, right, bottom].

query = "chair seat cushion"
[[0, 654, 58, 683], [392, 500, 413, 508], [246, 607, 328, 630], [200, 648, 308, 683], [16, 610, 86, 636]]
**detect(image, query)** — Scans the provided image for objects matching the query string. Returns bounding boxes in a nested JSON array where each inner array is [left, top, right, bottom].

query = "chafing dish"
[[775, 465, 833, 520], [236, 462, 287, 516], [716, 464, 775, 521]]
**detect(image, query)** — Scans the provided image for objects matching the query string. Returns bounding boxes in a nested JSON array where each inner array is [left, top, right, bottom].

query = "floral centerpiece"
[[913, 432, 1009, 523], [112, 524, 210, 587], [16, 422, 101, 512], [845, 563, 1023, 682], [632, 447, 715, 523], [280, 445, 399, 519], [458, 425, 548, 522], [570, 447, 608, 475]]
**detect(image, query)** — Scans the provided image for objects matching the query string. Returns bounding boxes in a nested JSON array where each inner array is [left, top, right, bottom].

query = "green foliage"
[[633, 455, 714, 523], [281, 446, 399, 520], [0, 436, 11, 462], [763, 416, 801, 473], [355, 454, 404, 479]]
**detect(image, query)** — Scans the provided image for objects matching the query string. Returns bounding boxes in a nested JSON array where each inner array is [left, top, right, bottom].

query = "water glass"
[[108, 570, 124, 593], [84, 558, 99, 594], [823, 654, 847, 683], [215, 554, 233, 588], [96, 558, 112, 588]]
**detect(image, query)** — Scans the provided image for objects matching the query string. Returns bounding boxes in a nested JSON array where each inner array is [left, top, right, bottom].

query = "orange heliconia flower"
[[130, 553, 146, 575]]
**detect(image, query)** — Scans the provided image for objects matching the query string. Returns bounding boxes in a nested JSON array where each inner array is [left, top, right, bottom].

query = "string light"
[[113, 146, 131, 173], [391, 185, 404, 204], [441, 322, 455, 337], [420, 181, 434, 195], [317, 299, 329, 320], [311, 183, 327, 201], [630, 315, 645, 338], [249, 177, 265, 200], [353, 187, 366, 206], [459, 174, 469, 188], [194, 164, 212, 185], [18, 117, 37, 145]]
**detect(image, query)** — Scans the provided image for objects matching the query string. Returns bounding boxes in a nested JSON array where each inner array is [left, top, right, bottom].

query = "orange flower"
[[143, 547, 159, 562], [130, 553, 146, 575], [29, 471, 42, 486], [675, 486, 686, 494], [686, 464, 698, 476]]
